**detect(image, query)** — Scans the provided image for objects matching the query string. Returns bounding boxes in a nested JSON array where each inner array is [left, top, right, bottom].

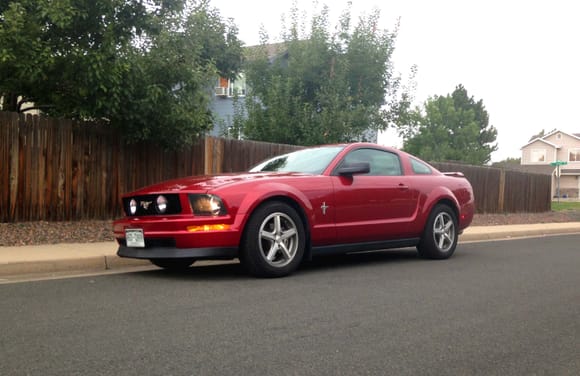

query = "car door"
[[331, 148, 419, 243]]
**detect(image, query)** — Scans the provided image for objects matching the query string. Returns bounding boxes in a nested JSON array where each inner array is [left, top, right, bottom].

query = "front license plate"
[[125, 229, 145, 248]]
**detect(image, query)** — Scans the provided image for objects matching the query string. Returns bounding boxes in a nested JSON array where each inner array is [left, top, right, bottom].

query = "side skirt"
[[311, 238, 420, 257]]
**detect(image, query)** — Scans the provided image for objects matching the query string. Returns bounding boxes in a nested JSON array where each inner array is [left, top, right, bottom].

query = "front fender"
[[236, 182, 315, 228]]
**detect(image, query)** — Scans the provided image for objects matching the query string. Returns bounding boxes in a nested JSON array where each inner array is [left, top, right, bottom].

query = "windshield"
[[249, 146, 345, 174]]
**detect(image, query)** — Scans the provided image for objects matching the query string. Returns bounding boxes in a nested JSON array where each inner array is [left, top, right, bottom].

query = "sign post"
[[550, 161, 568, 202]]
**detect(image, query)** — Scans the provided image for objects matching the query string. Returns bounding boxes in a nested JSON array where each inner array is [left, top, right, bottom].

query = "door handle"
[[398, 183, 409, 190]]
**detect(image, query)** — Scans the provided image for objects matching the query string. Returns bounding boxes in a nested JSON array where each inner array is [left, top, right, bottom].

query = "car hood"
[[129, 172, 312, 195]]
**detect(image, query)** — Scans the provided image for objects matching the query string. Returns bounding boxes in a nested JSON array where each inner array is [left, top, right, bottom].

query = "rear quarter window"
[[411, 158, 432, 175]]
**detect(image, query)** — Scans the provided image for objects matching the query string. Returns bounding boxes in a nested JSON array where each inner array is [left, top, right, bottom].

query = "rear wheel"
[[417, 204, 458, 259], [150, 258, 196, 270], [240, 202, 306, 278]]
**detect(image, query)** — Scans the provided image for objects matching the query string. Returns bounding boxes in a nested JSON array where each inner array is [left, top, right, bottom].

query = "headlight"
[[189, 194, 227, 216], [156, 195, 168, 213], [129, 199, 137, 215]]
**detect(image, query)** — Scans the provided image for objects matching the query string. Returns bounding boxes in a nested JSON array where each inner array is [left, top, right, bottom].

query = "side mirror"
[[337, 162, 370, 176]]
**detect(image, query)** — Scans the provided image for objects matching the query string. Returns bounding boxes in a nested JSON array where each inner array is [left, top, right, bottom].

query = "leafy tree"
[[241, 2, 412, 145], [529, 129, 546, 142], [217, 93, 246, 140], [0, 0, 243, 148], [528, 128, 556, 142], [400, 85, 497, 164], [492, 157, 521, 168]]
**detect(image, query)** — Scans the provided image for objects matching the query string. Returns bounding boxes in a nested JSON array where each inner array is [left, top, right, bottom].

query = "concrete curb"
[[0, 256, 150, 277], [459, 222, 580, 242], [0, 242, 150, 277]]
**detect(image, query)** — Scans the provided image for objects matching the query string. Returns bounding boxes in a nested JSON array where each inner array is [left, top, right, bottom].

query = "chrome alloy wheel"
[[258, 212, 299, 267], [432, 212, 456, 253]]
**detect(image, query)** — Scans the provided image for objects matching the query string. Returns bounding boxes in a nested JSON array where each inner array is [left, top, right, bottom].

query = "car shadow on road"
[[130, 247, 429, 280], [131, 261, 246, 281], [301, 248, 422, 273]]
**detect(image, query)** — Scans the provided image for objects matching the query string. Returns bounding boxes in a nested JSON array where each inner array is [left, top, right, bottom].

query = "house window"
[[229, 73, 246, 97], [215, 73, 246, 98], [569, 149, 580, 162], [530, 149, 546, 163]]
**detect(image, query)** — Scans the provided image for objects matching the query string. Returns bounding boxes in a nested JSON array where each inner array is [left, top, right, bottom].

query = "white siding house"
[[521, 130, 580, 198]]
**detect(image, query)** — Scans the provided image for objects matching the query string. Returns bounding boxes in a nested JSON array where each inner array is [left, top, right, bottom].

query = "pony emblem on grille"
[[140, 201, 153, 210]]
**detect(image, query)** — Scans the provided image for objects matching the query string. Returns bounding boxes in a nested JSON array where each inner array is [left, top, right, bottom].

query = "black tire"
[[240, 201, 306, 278], [417, 204, 458, 259], [150, 258, 196, 270]]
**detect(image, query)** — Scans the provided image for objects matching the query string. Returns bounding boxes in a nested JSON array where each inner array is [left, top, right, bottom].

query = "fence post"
[[204, 136, 212, 175], [498, 169, 506, 212], [9, 114, 19, 220]]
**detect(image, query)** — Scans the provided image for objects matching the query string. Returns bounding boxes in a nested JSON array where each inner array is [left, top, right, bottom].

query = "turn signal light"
[[187, 224, 231, 232]]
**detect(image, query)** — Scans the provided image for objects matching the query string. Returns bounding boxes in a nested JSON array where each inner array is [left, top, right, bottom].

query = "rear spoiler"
[[443, 172, 465, 178]]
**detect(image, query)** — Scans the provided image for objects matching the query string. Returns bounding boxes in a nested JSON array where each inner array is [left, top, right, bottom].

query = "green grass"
[[551, 201, 580, 211]]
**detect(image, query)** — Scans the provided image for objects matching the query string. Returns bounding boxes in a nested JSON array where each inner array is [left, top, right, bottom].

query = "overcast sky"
[[211, 0, 580, 162]]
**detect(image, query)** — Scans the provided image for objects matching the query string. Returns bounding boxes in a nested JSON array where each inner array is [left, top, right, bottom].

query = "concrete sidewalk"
[[1, 222, 580, 277]]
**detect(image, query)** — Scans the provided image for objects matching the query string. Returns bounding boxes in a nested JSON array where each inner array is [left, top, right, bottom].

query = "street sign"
[[550, 161, 567, 201]]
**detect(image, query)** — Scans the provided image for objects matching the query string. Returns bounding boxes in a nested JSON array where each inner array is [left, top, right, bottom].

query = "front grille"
[[118, 238, 176, 248], [122, 194, 182, 216]]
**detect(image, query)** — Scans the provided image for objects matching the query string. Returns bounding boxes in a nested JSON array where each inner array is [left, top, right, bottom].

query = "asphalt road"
[[1, 235, 579, 376]]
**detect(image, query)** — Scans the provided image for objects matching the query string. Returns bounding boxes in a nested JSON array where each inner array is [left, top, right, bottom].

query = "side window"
[[340, 148, 402, 176], [410, 158, 432, 175]]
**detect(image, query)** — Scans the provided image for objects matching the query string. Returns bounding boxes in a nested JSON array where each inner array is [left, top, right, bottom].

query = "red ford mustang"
[[114, 143, 474, 277]]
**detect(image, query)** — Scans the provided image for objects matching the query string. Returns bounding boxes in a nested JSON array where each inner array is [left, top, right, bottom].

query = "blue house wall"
[[208, 96, 247, 137]]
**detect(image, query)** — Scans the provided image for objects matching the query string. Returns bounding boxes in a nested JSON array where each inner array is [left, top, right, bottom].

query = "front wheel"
[[240, 202, 306, 278], [150, 258, 196, 270], [417, 204, 458, 259]]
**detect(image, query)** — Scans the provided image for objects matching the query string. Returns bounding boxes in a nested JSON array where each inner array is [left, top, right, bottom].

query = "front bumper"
[[113, 214, 245, 251], [117, 245, 238, 260]]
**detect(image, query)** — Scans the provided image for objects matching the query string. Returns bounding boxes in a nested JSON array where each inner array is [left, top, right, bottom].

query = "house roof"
[[521, 129, 580, 150], [244, 42, 288, 62], [502, 164, 555, 175], [510, 163, 580, 176], [520, 137, 560, 150], [543, 129, 580, 141], [561, 168, 580, 175]]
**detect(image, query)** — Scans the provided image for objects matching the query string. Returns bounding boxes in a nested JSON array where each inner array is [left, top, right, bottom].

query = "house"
[[209, 43, 285, 138], [520, 129, 580, 198], [208, 73, 247, 137], [0, 96, 41, 115]]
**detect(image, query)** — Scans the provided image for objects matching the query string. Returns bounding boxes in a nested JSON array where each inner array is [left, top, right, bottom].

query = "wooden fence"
[[433, 162, 551, 213], [1, 111, 550, 222], [0, 112, 299, 222]]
